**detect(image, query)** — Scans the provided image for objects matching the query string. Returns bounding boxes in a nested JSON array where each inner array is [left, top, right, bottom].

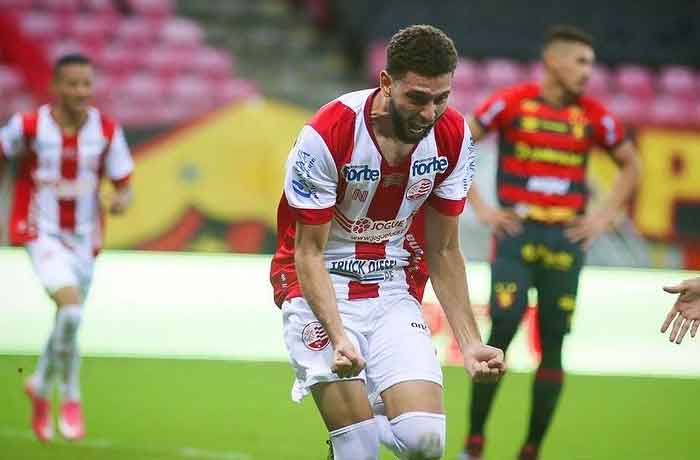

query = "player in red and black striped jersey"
[[461, 26, 640, 460]]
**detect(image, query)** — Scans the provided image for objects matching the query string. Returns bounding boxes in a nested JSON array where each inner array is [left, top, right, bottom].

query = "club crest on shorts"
[[302, 321, 330, 351]]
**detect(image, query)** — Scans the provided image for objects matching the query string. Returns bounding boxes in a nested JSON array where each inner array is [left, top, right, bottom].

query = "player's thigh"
[[281, 297, 368, 403], [311, 379, 373, 431], [26, 235, 80, 301], [381, 379, 443, 419], [365, 295, 442, 408], [535, 246, 583, 337], [490, 244, 532, 327]]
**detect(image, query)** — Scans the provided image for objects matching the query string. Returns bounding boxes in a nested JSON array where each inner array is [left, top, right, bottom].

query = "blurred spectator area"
[[0, 0, 258, 127], [367, 41, 700, 129]]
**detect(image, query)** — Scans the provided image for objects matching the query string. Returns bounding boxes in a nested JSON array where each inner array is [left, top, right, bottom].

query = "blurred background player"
[[270, 25, 505, 460], [0, 53, 133, 442], [460, 26, 641, 460], [661, 277, 700, 344]]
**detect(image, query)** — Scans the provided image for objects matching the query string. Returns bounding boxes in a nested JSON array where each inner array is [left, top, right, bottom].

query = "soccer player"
[[661, 277, 700, 344], [0, 53, 133, 442], [270, 25, 506, 460], [460, 26, 641, 460]]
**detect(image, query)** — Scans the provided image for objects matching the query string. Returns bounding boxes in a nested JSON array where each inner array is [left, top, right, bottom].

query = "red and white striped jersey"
[[0, 105, 133, 246], [270, 89, 475, 307]]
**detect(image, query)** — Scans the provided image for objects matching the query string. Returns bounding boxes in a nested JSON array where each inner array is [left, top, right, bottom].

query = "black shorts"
[[489, 220, 584, 338]]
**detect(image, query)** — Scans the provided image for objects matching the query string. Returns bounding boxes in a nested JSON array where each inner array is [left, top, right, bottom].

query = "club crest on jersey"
[[411, 157, 448, 177], [406, 179, 432, 201], [302, 321, 330, 351], [342, 164, 380, 182]]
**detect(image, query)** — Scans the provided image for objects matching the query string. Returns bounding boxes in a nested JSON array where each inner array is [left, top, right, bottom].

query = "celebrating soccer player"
[[270, 25, 505, 460], [0, 54, 134, 442], [460, 26, 640, 460]]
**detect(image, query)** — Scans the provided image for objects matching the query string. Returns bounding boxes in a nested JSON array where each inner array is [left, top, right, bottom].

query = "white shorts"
[[282, 294, 443, 404], [26, 232, 95, 300]]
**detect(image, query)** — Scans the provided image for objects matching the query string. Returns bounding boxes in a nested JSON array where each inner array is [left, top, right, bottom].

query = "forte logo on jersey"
[[342, 164, 380, 182], [411, 156, 448, 177]]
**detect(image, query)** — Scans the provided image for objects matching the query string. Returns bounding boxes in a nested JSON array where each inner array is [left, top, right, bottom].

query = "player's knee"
[[329, 418, 379, 460], [539, 333, 564, 369], [55, 304, 83, 346], [390, 412, 445, 459]]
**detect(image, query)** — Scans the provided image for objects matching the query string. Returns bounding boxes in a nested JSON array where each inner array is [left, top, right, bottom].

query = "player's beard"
[[389, 99, 435, 144]]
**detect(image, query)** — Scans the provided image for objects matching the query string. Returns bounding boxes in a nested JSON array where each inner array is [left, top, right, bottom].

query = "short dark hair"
[[53, 53, 92, 78], [543, 25, 594, 49], [386, 25, 458, 79]]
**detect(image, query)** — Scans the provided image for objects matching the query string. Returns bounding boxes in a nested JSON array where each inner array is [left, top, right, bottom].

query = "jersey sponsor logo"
[[406, 178, 432, 200], [328, 258, 398, 282], [301, 321, 330, 351], [342, 164, 380, 182], [411, 157, 448, 177], [526, 176, 571, 195], [334, 210, 410, 243], [513, 142, 584, 166], [34, 175, 97, 199], [291, 149, 319, 199]]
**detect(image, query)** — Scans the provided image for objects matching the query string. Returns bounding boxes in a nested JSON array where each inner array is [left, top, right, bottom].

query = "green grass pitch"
[[0, 355, 696, 460]]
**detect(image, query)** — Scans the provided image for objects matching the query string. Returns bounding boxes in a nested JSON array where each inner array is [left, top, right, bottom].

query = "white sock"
[[329, 418, 380, 460], [33, 332, 56, 398], [389, 411, 446, 460], [52, 305, 82, 401]]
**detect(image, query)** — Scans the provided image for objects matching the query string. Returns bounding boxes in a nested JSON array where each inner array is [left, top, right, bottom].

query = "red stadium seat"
[[453, 59, 478, 91], [48, 39, 103, 62], [658, 66, 697, 99], [37, 0, 81, 13], [650, 95, 692, 126], [0, 66, 24, 94], [83, 0, 117, 14], [482, 58, 526, 88], [129, 0, 173, 19], [97, 44, 141, 76], [169, 75, 212, 111], [0, 0, 32, 10], [19, 12, 62, 41], [190, 47, 234, 80], [606, 94, 650, 126], [66, 14, 114, 49], [215, 78, 257, 105], [614, 64, 655, 99], [586, 65, 612, 98], [116, 18, 154, 47], [117, 73, 165, 105], [366, 41, 386, 81], [160, 18, 204, 49], [142, 46, 187, 78]]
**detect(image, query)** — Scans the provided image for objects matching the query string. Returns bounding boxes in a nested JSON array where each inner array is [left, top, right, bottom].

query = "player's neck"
[[369, 91, 415, 165], [51, 105, 87, 136], [539, 76, 576, 108]]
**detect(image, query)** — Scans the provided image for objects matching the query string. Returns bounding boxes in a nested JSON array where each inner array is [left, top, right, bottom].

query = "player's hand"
[[661, 278, 700, 344], [109, 188, 132, 215], [564, 212, 610, 249], [463, 344, 506, 383], [330, 336, 366, 378], [477, 206, 522, 238]]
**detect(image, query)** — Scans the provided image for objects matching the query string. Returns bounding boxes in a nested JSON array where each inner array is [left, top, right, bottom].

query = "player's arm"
[[104, 125, 134, 215], [466, 106, 523, 237], [424, 206, 505, 382], [565, 139, 640, 247], [294, 221, 365, 378]]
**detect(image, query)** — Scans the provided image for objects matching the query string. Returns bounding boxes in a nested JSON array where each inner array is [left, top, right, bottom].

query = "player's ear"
[[379, 70, 393, 97]]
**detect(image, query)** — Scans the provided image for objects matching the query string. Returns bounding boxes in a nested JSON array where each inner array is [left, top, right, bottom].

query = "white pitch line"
[[0, 428, 251, 460]]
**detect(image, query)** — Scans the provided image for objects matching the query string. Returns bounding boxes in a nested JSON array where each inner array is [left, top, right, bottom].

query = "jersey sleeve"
[[473, 88, 511, 132], [283, 124, 338, 224], [105, 126, 134, 187], [428, 121, 476, 216], [589, 102, 625, 150], [0, 113, 26, 160]]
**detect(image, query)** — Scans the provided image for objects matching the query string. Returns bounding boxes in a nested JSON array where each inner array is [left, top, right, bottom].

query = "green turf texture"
[[0, 355, 695, 460]]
